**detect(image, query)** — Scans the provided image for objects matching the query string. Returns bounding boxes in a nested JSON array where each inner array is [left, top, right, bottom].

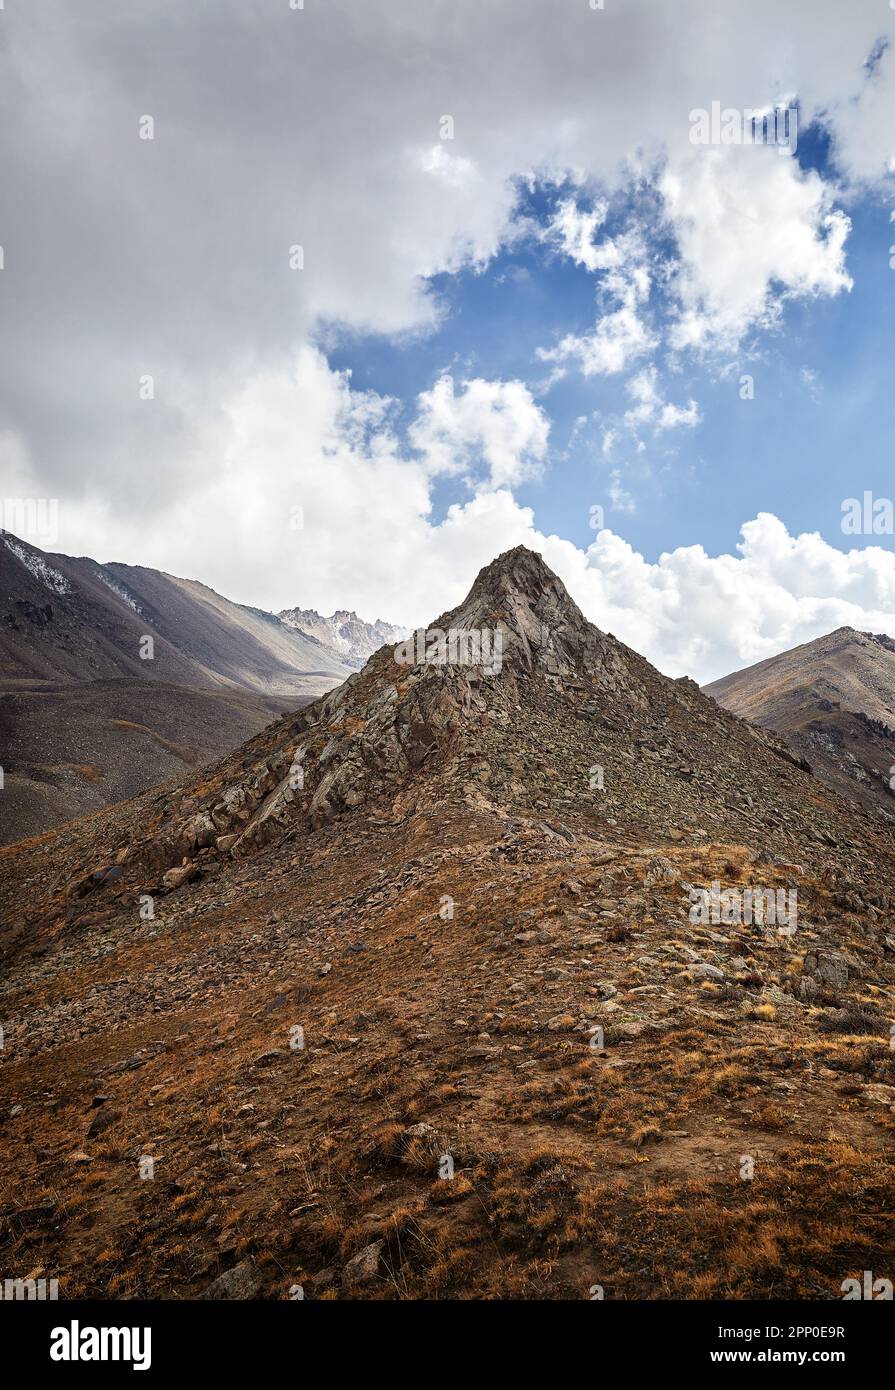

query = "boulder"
[[201, 1259, 259, 1300], [802, 951, 849, 991], [342, 1239, 385, 1289], [162, 863, 199, 891]]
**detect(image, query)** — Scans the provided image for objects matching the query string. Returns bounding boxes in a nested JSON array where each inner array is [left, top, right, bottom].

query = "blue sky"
[[326, 153, 895, 570]]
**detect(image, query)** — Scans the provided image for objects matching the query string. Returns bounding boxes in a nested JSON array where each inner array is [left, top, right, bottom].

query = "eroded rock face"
[[802, 950, 850, 992]]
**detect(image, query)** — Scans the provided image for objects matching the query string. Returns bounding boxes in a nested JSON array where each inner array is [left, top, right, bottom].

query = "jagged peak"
[[464, 544, 573, 601], [420, 544, 613, 681], [435, 546, 577, 629]]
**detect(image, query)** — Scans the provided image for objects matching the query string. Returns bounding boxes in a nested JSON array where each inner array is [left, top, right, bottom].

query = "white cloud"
[[1, 0, 886, 503], [409, 374, 550, 490], [420, 143, 479, 190], [658, 400, 701, 430], [662, 148, 853, 352], [607, 469, 636, 514], [544, 198, 615, 273], [43, 350, 550, 621], [538, 232, 657, 376], [623, 368, 701, 434], [538, 512, 895, 684], [33, 349, 895, 687], [826, 40, 895, 185]]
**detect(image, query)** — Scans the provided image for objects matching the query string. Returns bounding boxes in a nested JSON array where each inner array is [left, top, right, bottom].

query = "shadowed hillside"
[[705, 627, 895, 821], [0, 532, 352, 842]]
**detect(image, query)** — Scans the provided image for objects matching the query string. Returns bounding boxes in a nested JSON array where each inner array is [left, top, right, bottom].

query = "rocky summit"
[[1, 546, 894, 1300]]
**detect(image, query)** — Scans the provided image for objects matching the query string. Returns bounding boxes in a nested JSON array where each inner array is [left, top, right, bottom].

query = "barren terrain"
[[1, 550, 893, 1300]]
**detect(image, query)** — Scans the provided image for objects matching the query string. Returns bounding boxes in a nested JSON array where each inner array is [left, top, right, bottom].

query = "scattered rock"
[[862, 1084, 895, 1109], [252, 1050, 283, 1067], [201, 1259, 259, 1300], [342, 1239, 385, 1289], [690, 963, 724, 981], [162, 863, 200, 891], [87, 1107, 120, 1138], [644, 856, 680, 886], [802, 951, 849, 991]]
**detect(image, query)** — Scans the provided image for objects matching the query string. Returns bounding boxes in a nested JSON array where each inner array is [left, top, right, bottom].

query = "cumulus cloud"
[[662, 148, 853, 351], [409, 375, 550, 490], [32, 350, 895, 687]]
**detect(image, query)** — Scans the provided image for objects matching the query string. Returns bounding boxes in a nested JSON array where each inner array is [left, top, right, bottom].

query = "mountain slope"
[[705, 626, 895, 820], [0, 679, 299, 847], [0, 548, 892, 1301], [0, 532, 353, 844], [0, 532, 351, 695], [279, 605, 406, 670]]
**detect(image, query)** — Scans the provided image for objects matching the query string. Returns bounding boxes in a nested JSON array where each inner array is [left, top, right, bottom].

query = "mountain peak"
[[461, 545, 568, 605], [430, 544, 616, 681], [279, 605, 407, 671]]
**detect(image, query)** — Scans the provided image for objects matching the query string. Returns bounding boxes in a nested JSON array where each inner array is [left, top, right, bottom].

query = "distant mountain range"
[[0, 532, 360, 843], [279, 606, 407, 669], [705, 625, 895, 820]]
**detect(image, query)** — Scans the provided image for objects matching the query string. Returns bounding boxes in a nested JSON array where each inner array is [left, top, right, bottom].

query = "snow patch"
[[97, 569, 142, 613], [2, 534, 71, 595]]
